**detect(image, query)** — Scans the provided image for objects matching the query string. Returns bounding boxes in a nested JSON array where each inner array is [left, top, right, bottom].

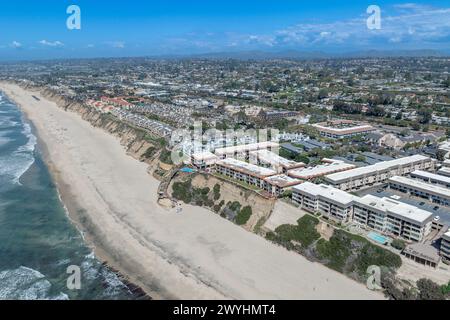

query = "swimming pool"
[[180, 167, 196, 173], [367, 232, 389, 245]]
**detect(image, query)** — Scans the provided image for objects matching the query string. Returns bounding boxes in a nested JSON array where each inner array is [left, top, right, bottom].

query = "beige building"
[[312, 120, 375, 139]]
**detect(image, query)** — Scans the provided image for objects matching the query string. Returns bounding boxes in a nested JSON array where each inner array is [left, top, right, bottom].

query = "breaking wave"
[[0, 266, 68, 300]]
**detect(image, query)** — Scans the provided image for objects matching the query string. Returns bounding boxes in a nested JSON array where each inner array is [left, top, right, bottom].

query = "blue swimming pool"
[[180, 167, 196, 173], [367, 232, 388, 244]]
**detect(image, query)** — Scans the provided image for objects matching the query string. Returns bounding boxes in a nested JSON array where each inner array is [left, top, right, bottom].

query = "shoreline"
[[0, 82, 384, 300], [16, 92, 155, 299]]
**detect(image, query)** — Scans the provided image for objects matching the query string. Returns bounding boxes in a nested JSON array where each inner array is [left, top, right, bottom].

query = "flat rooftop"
[[293, 182, 356, 206], [403, 243, 441, 263], [326, 155, 431, 183], [411, 170, 450, 185], [443, 229, 450, 241], [354, 194, 433, 225], [191, 151, 219, 161], [438, 167, 450, 177], [264, 174, 303, 188], [312, 120, 375, 135], [216, 158, 277, 178], [250, 149, 305, 169], [214, 141, 279, 156], [288, 160, 355, 180], [389, 176, 450, 199]]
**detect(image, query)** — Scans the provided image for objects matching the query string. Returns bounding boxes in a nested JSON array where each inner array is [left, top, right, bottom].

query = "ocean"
[[0, 92, 140, 300]]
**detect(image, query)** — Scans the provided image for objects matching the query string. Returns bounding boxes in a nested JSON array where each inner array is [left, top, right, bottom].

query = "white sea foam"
[[100, 268, 129, 297], [0, 266, 67, 300], [0, 120, 37, 184]]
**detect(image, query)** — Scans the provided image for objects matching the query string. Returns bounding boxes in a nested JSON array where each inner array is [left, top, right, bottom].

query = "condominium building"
[[441, 230, 450, 263], [353, 195, 433, 242], [191, 151, 219, 169], [287, 159, 355, 180], [292, 182, 357, 222], [263, 174, 303, 196], [388, 176, 450, 207], [410, 170, 450, 188], [325, 155, 435, 191], [249, 149, 305, 174], [437, 166, 450, 177], [312, 120, 375, 139], [215, 158, 277, 189], [443, 159, 450, 168], [214, 141, 279, 159]]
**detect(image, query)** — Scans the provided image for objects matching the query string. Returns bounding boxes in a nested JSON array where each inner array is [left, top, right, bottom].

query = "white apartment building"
[[325, 155, 435, 191], [215, 158, 277, 189], [353, 195, 433, 242], [263, 174, 303, 196], [249, 149, 305, 174], [312, 120, 375, 139], [441, 230, 450, 263], [292, 182, 357, 222], [388, 176, 450, 207], [410, 170, 450, 189], [191, 151, 219, 169], [437, 166, 450, 177], [287, 159, 355, 180], [214, 141, 279, 160]]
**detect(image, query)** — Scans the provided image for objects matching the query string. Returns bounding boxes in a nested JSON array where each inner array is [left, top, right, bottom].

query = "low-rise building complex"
[[388, 176, 450, 207], [325, 155, 435, 191]]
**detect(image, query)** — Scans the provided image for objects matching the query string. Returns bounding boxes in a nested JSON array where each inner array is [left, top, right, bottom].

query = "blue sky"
[[1, 1, 449, 60]]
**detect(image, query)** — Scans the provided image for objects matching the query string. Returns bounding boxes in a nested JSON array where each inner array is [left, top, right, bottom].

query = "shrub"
[[235, 206, 252, 225], [213, 184, 221, 200], [417, 279, 445, 300], [391, 239, 406, 251], [273, 215, 320, 248]]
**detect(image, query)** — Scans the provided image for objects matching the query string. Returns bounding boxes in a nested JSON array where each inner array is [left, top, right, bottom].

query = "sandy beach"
[[0, 82, 383, 300]]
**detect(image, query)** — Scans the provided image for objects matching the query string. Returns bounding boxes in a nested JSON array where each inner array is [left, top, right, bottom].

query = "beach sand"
[[0, 82, 383, 300]]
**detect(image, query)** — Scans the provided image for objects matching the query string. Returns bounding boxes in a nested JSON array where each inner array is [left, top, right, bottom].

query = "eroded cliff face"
[[21, 83, 160, 165]]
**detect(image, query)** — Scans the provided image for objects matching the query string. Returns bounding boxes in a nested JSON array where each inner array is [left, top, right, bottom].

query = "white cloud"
[[108, 41, 125, 48], [39, 40, 64, 47], [11, 41, 22, 49]]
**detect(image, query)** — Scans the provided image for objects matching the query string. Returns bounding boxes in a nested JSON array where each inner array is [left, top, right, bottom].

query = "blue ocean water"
[[0, 92, 140, 300]]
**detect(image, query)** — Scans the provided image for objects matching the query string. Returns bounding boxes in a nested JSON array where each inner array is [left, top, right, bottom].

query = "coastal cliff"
[[20, 83, 161, 165]]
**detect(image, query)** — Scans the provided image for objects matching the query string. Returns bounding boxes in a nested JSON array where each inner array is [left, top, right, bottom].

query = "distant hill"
[[181, 49, 447, 60]]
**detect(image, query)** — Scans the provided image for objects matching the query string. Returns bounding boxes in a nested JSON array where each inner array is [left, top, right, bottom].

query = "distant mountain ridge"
[[180, 49, 447, 60]]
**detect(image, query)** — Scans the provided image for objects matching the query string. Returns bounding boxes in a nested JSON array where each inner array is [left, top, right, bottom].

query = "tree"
[[318, 88, 328, 100], [418, 107, 432, 124], [416, 279, 445, 300]]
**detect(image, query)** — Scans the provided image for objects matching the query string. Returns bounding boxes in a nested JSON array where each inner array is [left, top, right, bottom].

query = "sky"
[[0, 0, 449, 60]]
